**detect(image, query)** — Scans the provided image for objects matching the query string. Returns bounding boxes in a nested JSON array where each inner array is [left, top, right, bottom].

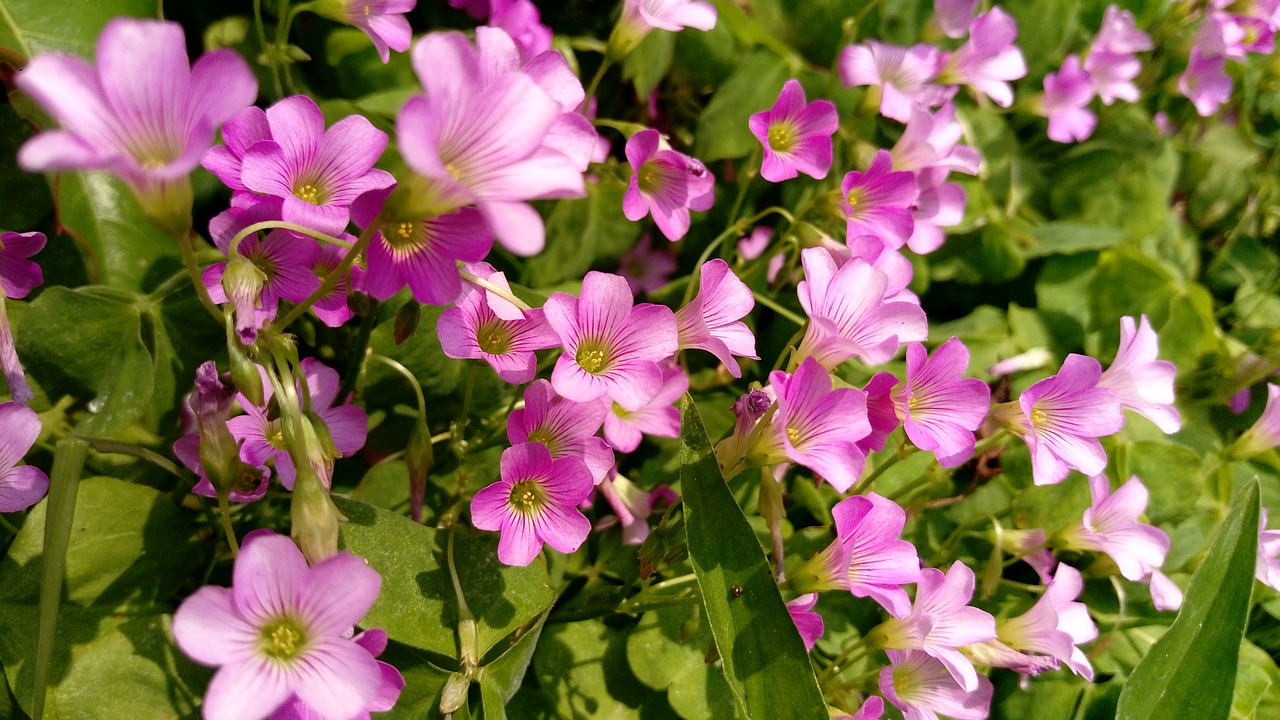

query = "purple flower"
[[906, 168, 968, 254], [398, 29, 587, 255], [838, 42, 949, 122], [204, 230, 322, 344], [439, 263, 560, 384], [1179, 46, 1232, 117], [795, 248, 928, 369], [996, 563, 1098, 680], [17, 19, 256, 223], [932, 0, 978, 39], [766, 357, 872, 492], [675, 259, 757, 377], [1043, 55, 1097, 143], [608, 0, 717, 57], [0, 402, 48, 512], [173, 530, 395, 720], [892, 338, 991, 468], [470, 442, 594, 566], [618, 234, 677, 295], [748, 79, 838, 182], [793, 493, 922, 618], [1085, 6, 1151, 105], [309, 241, 363, 328], [840, 150, 919, 247], [837, 697, 886, 720], [351, 187, 493, 306], [858, 372, 901, 456], [880, 649, 993, 720], [1256, 509, 1280, 591], [322, 0, 416, 63], [491, 0, 554, 61], [0, 231, 45, 404], [596, 473, 675, 545], [623, 129, 715, 242], [543, 271, 679, 411], [232, 96, 393, 237], [507, 379, 614, 484], [997, 354, 1125, 485], [1059, 475, 1170, 584], [889, 104, 981, 176], [270, 629, 405, 719], [229, 359, 368, 490], [1092, 5, 1154, 55], [1099, 315, 1180, 434], [872, 562, 997, 692], [785, 593, 824, 652], [604, 364, 688, 453], [939, 8, 1028, 107]]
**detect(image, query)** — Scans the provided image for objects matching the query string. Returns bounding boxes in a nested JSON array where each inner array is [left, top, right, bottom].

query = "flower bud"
[[222, 254, 268, 344], [406, 417, 434, 523]]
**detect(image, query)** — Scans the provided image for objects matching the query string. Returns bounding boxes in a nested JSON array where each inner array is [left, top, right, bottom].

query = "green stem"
[[370, 354, 427, 418], [447, 525, 480, 667], [217, 493, 240, 557], [817, 637, 868, 683], [229, 221, 354, 257], [81, 437, 182, 477], [180, 229, 223, 321], [253, 0, 282, 98], [851, 444, 914, 495], [272, 220, 378, 330], [458, 268, 533, 312], [752, 291, 806, 326], [582, 58, 613, 116]]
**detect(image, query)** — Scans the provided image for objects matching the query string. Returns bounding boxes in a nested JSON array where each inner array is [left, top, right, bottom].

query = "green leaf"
[[693, 50, 788, 162], [525, 180, 643, 288], [335, 497, 554, 660], [626, 605, 735, 720], [15, 287, 157, 436], [1020, 223, 1127, 259], [1115, 480, 1260, 720], [0, 0, 153, 57], [532, 618, 664, 719], [621, 30, 674, 97], [678, 396, 826, 717], [481, 611, 547, 704], [1231, 640, 1280, 720]]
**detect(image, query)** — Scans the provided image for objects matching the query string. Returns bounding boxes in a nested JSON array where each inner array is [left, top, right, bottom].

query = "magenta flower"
[[840, 150, 919, 247], [1092, 5, 1154, 55], [785, 593, 824, 652], [604, 364, 688, 453], [470, 442, 594, 566], [320, 0, 416, 63], [270, 629, 404, 720], [609, 0, 717, 57], [229, 359, 368, 490], [0, 402, 48, 512], [543, 271, 679, 411], [1232, 383, 1280, 459], [858, 372, 901, 456], [907, 168, 968, 254], [173, 530, 394, 720], [675, 259, 757, 377], [889, 104, 981, 176], [1084, 6, 1151, 105], [16, 18, 257, 221], [1043, 55, 1097, 143], [892, 338, 991, 468], [748, 79, 838, 182], [204, 230, 321, 344], [439, 263, 560, 384], [795, 248, 928, 369], [838, 42, 949, 122], [996, 563, 1098, 680], [1060, 474, 1170, 583], [837, 696, 886, 720], [939, 7, 1028, 107], [507, 379, 614, 484], [767, 357, 872, 492], [932, 0, 978, 39], [997, 354, 1125, 485], [1099, 315, 1180, 434], [0, 231, 45, 404], [309, 241, 363, 328], [872, 562, 997, 692], [597, 473, 675, 545], [793, 493, 922, 618], [398, 30, 587, 255], [233, 96, 393, 237], [618, 234, 677, 295], [880, 649, 993, 720], [491, 0, 554, 60], [1179, 46, 1232, 117], [623, 129, 715, 242]]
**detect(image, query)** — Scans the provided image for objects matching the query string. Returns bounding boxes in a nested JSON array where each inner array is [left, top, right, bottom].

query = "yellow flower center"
[[1030, 408, 1048, 426], [576, 342, 611, 375], [508, 479, 548, 516], [294, 183, 323, 205], [786, 426, 802, 445], [259, 617, 308, 661], [476, 321, 513, 355], [768, 123, 795, 152]]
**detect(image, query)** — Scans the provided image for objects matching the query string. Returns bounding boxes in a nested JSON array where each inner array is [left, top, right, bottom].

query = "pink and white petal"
[[203, 659, 294, 720], [233, 531, 309, 621], [188, 49, 259, 131], [297, 552, 382, 635], [292, 639, 383, 720], [0, 465, 49, 513], [172, 586, 258, 667], [478, 200, 546, 257]]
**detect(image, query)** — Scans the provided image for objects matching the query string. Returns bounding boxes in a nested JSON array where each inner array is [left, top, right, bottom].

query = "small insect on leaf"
[[730, 585, 743, 598]]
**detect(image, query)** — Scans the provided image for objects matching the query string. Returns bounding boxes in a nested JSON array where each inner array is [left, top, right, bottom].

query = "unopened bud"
[[223, 254, 268, 344], [406, 418, 433, 522], [135, 177, 194, 238], [439, 673, 471, 716], [204, 16, 249, 50], [228, 341, 264, 407], [290, 467, 345, 564]]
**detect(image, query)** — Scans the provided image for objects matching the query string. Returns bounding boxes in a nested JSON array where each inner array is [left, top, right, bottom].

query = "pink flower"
[[507, 379, 614, 484], [932, 0, 978, 39], [229, 96, 394, 237], [837, 696, 886, 720], [618, 234, 677, 295], [172, 530, 396, 720], [858, 371, 901, 455], [872, 562, 997, 692], [792, 493, 922, 618], [329, 0, 416, 63], [748, 79, 838, 182], [996, 354, 1125, 485], [889, 104, 981, 176], [940, 8, 1028, 107], [1060, 475, 1170, 583], [491, 0, 554, 60], [1256, 509, 1280, 591], [623, 129, 715, 241], [786, 593, 824, 651], [1085, 6, 1151, 105], [840, 150, 919, 247], [1043, 55, 1097, 143], [604, 364, 688, 453], [204, 230, 322, 344], [438, 263, 561, 384], [838, 42, 949, 122], [270, 629, 404, 720], [768, 357, 872, 491], [880, 649, 993, 720], [675, 259, 757, 377], [0, 402, 48, 512], [1099, 315, 1180, 434], [1179, 46, 1232, 117], [596, 473, 675, 545], [470, 442, 594, 566], [309, 242, 363, 328], [0, 231, 45, 404], [795, 247, 928, 369], [1092, 5, 1154, 55], [17, 19, 256, 223], [543, 271, 678, 411], [892, 338, 991, 467], [995, 564, 1098, 680], [608, 0, 718, 57]]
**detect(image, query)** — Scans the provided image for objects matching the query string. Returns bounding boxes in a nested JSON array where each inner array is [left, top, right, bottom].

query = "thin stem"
[[458, 269, 533, 312], [273, 220, 378, 330], [81, 437, 182, 477], [753, 291, 806, 326], [370, 354, 427, 418], [180, 229, 223, 321], [229, 220, 354, 257], [817, 637, 868, 682], [851, 444, 914, 495], [582, 59, 613, 116], [253, 0, 282, 98], [217, 493, 241, 557], [724, 147, 760, 232]]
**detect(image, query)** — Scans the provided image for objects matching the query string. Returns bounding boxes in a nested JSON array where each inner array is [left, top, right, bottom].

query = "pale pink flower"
[[932, 0, 979, 39], [438, 262, 561, 384], [1059, 474, 1170, 583], [1231, 383, 1280, 458], [1043, 55, 1097, 143], [608, 0, 717, 57], [940, 8, 1028, 107], [1179, 46, 1232, 117], [839, 42, 949, 122], [604, 365, 688, 453], [1099, 315, 1180, 434], [675, 259, 757, 377], [508, 379, 614, 484], [767, 357, 872, 491], [881, 649, 993, 720], [892, 338, 991, 467], [994, 564, 1097, 680]]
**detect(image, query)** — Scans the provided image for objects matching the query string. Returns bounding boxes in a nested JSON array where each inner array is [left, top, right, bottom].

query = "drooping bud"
[[222, 253, 268, 344], [406, 416, 434, 523], [226, 314, 264, 407], [192, 361, 242, 498]]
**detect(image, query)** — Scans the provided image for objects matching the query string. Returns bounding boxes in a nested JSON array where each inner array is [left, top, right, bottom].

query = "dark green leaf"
[[532, 618, 665, 719], [693, 50, 788, 162], [626, 605, 735, 720], [1020, 223, 1126, 259], [621, 30, 674, 97], [0, 0, 152, 57], [679, 396, 825, 717], [525, 180, 643, 288], [1115, 480, 1260, 720]]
